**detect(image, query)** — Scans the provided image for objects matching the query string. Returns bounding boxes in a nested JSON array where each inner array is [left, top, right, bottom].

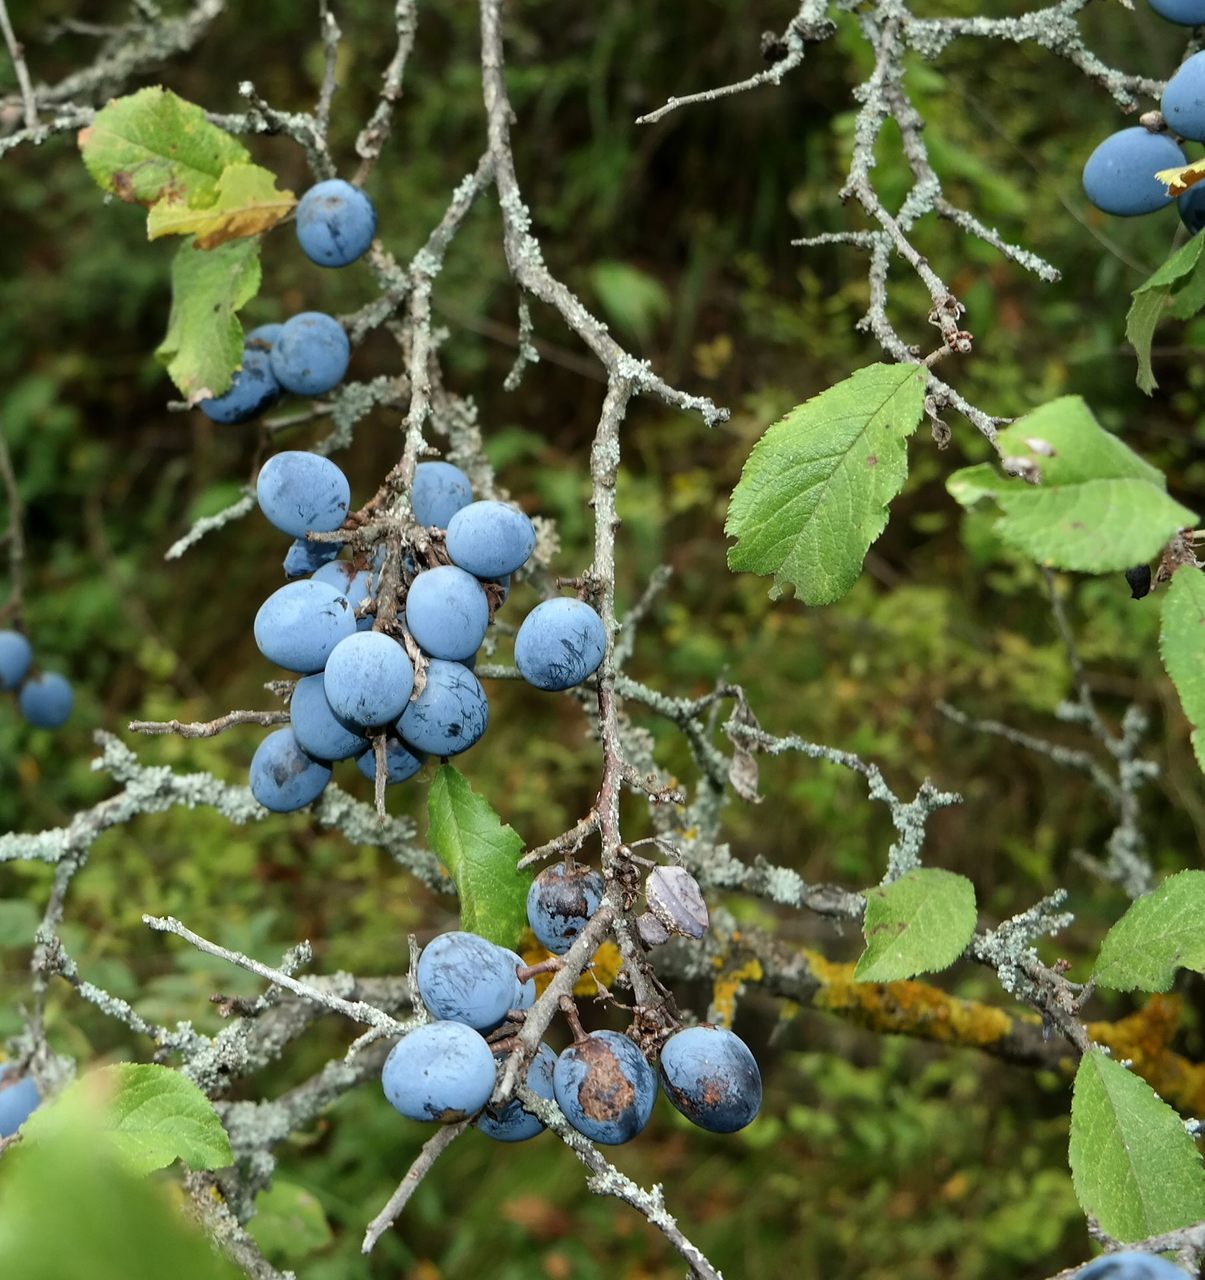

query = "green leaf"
[[946, 396, 1196, 573], [1095, 870, 1205, 991], [427, 765, 529, 947], [248, 1180, 333, 1262], [726, 363, 928, 604], [1126, 235, 1205, 394], [155, 238, 262, 400], [1125, 288, 1167, 395], [147, 162, 296, 248], [23, 1063, 232, 1176], [853, 868, 977, 982], [1069, 1050, 1205, 1240], [1169, 245, 1205, 321], [1161, 567, 1205, 772], [0, 1082, 240, 1280], [588, 261, 672, 345], [79, 87, 248, 209]]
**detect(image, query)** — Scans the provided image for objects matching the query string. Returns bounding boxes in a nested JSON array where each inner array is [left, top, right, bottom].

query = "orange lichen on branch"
[[803, 950, 1016, 1050], [519, 930, 623, 998], [1088, 995, 1205, 1115], [708, 958, 764, 1028]]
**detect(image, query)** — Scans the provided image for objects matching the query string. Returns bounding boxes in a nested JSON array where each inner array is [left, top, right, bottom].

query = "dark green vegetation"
[[2, 2, 1204, 1277]]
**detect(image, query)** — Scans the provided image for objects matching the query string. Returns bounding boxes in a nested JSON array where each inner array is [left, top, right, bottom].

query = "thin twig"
[[0, 0, 37, 129], [362, 1121, 468, 1253], [128, 710, 290, 738]]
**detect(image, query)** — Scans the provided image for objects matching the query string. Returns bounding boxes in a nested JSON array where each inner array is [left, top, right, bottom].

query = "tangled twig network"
[[0, 2, 1190, 1278]]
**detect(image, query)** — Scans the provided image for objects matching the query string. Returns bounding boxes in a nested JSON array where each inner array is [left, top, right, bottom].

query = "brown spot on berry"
[[575, 1037, 635, 1121]]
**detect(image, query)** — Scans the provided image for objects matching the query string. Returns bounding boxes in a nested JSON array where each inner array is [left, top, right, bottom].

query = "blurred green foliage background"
[[1, 1, 1204, 1277]]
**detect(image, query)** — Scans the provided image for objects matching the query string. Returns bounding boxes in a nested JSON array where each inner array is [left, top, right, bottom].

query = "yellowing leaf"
[[147, 163, 296, 248], [155, 239, 261, 400], [79, 87, 248, 208], [1156, 158, 1205, 197]]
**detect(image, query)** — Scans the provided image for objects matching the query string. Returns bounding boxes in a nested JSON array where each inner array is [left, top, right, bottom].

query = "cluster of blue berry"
[[1083, 47, 1205, 227], [247, 452, 607, 810], [0, 630, 72, 729], [383, 864, 762, 1146], [198, 179, 374, 425]]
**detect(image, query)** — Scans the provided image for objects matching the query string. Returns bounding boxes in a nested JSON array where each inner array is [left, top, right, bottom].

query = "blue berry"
[[323, 631, 414, 728], [526, 863, 604, 955], [658, 1026, 762, 1133], [405, 566, 489, 661], [1078, 1253, 1190, 1279], [397, 659, 488, 756], [271, 312, 350, 396], [476, 1043, 557, 1143], [295, 179, 377, 268], [355, 737, 424, 784], [254, 580, 355, 673], [256, 451, 350, 540], [199, 347, 279, 425], [514, 598, 606, 692], [381, 1021, 496, 1123], [312, 560, 376, 631], [553, 1030, 656, 1145], [412, 461, 473, 528], [0, 1063, 40, 1137], [249, 728, 331, 812], [0, 630, 32, 690], [1163, 53, 1205, 143], [245, 323, 283, 352], [290, 673, 369, 761], [1082, 128, 1184, 217], [445, 501, 536, 578], [1180, 183, 1205, 234], [1149, 0, 1205, 22], [18, 673, 73, 728], [416, 931, 518, 1031], [282, 537, 340, 578]]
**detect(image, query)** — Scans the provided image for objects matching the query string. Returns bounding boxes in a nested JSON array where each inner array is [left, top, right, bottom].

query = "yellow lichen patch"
[[708, 958, 764, 1028], [1090, 996, 1205, 1115], [574, 942, 622, 997], [518, 930, 622, 998], [804, 949, 1014, 1049]]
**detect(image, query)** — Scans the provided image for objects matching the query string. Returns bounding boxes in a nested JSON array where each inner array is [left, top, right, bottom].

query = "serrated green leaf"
[[853, 868, 976, 982], [1126, 236, 1205, 395], [155, 238, 261, 400], [981, 479, 1194, 573], [1137, 232, 1205, 293], [1160, 567, 1205, 772], [946, 396, 1196, 573], [248, 1180, 333, 1262], [427, 766, 529, 947], [1125, 287, 1167, 395], [1169, 246, 1205, 321], [1095, 870, 1205, 991], [147, 162, 296, 248], [0, 1086, 240, 1280], [997, 397, 1167, 488], [726, 362, 928, 604], [23, 1063, 232, 1176], [1069, 1050, 1205, 1240], [79, 86, 248, 209]]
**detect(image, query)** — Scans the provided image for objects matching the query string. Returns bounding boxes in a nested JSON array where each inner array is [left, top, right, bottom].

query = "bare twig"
[[0, 0, 37, 129], [362, 1121, 468, 1253], [128, 710, 290, 738]]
